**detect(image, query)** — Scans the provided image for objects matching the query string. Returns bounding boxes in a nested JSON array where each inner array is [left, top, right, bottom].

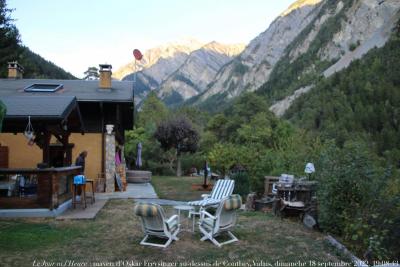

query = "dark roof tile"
[[1, 95, 77, 118], [0, 79, 133, 102]]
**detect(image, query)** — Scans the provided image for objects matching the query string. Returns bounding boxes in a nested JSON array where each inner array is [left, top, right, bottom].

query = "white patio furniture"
[[134, 202, 180, 248], [198, 194, 242, 247], [173, 205, 195, 232], [187, 179, 235, 208]]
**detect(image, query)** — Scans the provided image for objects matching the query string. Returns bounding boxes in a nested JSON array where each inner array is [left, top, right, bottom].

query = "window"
[[24, 83, 63, 92]]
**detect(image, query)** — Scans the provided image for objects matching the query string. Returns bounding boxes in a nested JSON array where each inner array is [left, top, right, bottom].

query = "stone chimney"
[[99, 64, 112, 89], [8, 61, 24, 79]]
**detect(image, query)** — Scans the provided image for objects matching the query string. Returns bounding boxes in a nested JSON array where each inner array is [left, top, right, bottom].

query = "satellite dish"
[[133, 49, 143, 61]]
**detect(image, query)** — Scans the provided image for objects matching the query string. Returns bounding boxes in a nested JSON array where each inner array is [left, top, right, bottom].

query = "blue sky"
[[8, 0, 294, 78]]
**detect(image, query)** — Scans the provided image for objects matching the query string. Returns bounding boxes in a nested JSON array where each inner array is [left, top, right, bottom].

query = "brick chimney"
[[8, 61, 24, 79], [99, 64, 112, 89]]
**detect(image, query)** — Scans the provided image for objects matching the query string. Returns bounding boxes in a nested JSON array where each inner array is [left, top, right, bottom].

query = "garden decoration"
[[304, 162, 315, 179], [24, 116, 35, 142]]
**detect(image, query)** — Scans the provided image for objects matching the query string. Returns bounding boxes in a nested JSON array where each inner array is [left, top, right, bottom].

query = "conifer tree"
[[0, 0, 20, 77]]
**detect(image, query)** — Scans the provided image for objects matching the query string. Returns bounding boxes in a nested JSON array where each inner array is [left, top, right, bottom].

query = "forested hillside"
[[15, 46, 76, 79], [0, 45, 76, 80], [257, 0, 354, 102], [286, 32, 400, 165]]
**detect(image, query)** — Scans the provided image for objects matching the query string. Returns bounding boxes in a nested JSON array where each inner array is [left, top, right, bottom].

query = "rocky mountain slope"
[[113, 39, 204, 81], [114, 39, 244, 106], [157, 41, 244, 105], [114, 39, 204, 105], [190, 0, 400, 115], [266, 0, 400, 116], [193, 0, 323, 104], [322, 0, 400, 77]]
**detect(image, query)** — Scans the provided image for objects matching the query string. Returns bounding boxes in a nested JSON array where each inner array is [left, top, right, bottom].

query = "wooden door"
[[0, 146, 8, 168]]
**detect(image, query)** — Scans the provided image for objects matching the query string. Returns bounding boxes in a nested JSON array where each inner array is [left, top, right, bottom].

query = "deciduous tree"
[[154, 116, 199, 176]]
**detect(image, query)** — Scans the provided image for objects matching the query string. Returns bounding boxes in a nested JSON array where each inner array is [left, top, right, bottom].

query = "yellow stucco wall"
[[69, 133, 102, 179], [0, 133, 102, 179], [0, 133, 42, 168]]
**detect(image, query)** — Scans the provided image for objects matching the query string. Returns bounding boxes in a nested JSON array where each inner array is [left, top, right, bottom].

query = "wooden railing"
[[0, 166, 81, 210]]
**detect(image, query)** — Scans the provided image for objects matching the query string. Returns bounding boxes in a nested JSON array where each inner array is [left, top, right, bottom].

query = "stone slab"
[[56, 199, 107, 220], [0, 200, 72, 218], [96, 183, 157, 200]]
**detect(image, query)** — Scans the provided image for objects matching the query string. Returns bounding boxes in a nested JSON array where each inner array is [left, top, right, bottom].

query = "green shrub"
[[349, 40, 360, 51], [181, 152, 204, 175], [316, 141, 399, 260], [349, 43, 357, 51], [232, 172, 250, 198]]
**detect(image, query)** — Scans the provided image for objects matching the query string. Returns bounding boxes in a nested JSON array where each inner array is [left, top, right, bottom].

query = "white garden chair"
[[134, 202, 180, 248], [188, 179, 235, 207], [198, 194, 242, 247]]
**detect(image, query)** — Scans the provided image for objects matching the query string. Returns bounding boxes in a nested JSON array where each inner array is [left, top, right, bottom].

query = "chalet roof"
[[0, 95, 85, 133], [1, 96, 77, 119], [0, 79, 133, 103]]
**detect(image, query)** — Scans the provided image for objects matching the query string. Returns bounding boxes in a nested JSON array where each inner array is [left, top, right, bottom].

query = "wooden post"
[[42, 131, 51, 165], [51, 173, 59, 209], [61, 133, 71, 166], [37, 173, 51, 208]]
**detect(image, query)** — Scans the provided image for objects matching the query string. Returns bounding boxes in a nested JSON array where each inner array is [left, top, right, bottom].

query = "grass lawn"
[[0, 176, 350, 267], [151, 175, 214, 201]]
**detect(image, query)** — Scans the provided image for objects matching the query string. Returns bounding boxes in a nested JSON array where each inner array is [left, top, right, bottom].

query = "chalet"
[[0, 62, 134, 213]]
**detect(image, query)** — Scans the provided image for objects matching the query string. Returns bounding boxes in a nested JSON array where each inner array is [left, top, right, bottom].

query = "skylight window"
[[24, 83, 63, 92]]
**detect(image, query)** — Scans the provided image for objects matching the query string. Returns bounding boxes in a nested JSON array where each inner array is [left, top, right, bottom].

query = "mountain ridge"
[[115, 39, 244, 106], [261, 0, 400, 117], [191, 0, 323, 106], [189, 0, 400, 114], [157, 41, 245, 105]]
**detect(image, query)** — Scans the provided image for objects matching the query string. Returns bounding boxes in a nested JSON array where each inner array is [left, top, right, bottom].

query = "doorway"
[[49, 144, 74, 167]]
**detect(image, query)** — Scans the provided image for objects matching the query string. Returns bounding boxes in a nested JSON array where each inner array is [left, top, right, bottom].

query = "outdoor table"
[[173, 205, 195, 232]]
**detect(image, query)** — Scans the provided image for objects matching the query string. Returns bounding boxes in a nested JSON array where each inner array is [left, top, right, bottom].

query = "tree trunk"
[[176, 155, 182, 177], [203, 161, 208, 187], [168, 156, 175, 174]]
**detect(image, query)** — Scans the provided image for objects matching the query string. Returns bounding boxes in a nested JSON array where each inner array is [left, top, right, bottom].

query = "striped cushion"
[[134, 203, 159, 217], [210, 179, 234, 199], [187, 198, 221, 207], [223, 195, 242, 210]]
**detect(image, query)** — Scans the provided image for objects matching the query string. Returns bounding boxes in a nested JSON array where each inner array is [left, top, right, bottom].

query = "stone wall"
[[105, 131, 115, 193]]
